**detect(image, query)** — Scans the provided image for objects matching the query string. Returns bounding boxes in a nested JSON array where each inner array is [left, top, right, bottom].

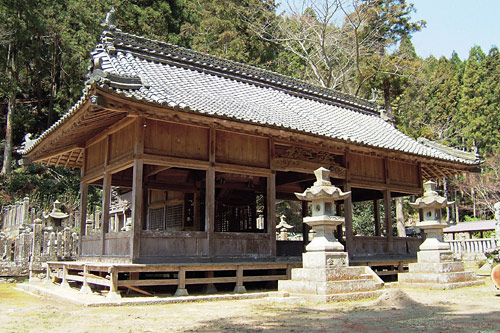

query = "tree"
[[249, 0, 423, 98]]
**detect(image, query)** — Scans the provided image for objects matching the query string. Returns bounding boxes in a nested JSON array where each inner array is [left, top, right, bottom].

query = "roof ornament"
[[101, 7, 116, 30]]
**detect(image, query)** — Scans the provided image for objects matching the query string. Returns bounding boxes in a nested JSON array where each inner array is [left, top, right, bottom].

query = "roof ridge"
[[417, 138, 481, 163], [99, 28, 379, 115]]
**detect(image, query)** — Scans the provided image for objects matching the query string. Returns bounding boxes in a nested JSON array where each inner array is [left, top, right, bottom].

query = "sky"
[[410, 0, 500, 60]]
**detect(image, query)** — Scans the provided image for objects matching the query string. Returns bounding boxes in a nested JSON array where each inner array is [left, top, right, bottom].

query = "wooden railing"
[[447, 238, 498, 255]]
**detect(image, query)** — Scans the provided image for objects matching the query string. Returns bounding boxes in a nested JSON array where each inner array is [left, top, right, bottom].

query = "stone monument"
[[398, 181, 483, 289], [278, 167, 383, 302]]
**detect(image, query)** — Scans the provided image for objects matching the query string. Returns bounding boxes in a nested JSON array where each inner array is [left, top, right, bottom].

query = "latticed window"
[[149, 207, 165, 230], [165, 203, 183, 230]]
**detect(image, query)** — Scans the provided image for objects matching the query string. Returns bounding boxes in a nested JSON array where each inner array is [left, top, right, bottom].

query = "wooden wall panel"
[[109, 122, 135, 161], [85, 139, 106, 171], [144, 119, 209, 160], [349, 153, 384, 182], [215, 131, 269, 167], [389, 160, 419, 186]]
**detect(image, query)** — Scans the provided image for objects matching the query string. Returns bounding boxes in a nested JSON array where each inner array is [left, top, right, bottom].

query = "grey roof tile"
[[22, 28, 480, 166]]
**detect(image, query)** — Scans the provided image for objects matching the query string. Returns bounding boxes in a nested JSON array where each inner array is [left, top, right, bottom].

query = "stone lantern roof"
[[410, 181, 454, 209], [295, 167, 350, 201]]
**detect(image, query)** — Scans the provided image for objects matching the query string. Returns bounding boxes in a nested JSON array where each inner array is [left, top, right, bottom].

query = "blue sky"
[[410, 0, 500, 59]]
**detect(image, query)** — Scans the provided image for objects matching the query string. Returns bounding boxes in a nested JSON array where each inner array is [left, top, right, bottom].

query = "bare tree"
[[248, 0, 423, 97]]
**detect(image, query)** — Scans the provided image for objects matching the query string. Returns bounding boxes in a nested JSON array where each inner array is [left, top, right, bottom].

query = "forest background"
[[1, 0, 499, 235]]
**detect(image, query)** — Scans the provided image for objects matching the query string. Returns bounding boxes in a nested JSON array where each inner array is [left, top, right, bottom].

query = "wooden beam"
[[86, 116, 137, 148], [138, 153, 210, 171], [145, 165, 171, 178]]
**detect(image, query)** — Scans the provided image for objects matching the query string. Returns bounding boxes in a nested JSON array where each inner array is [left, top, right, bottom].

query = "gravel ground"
[[0, 277, 499, 332]]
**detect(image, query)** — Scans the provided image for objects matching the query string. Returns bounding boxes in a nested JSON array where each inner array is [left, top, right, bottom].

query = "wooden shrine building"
[[22, 22, 480, 268]]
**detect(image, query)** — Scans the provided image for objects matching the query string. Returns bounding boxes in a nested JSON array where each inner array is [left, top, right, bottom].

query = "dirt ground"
[[1, 278, 499, 333]]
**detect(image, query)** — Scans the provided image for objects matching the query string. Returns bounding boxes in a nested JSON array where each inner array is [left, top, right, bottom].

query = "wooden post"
[[174, 266, 188, 296], [131, 118, 145, 262], [207, 127, 216, 258], [343, 181, 354, 256], [60, 265, 70, 289], [374, 199, 381, 236], [206, 167, 215, 258], [302, 200, 309, 251], [79, 265, 92, 294], [100, 173, 111, 256], [383, 189, 394, 253], [268, 171, 276, 257], [107, 266, 121, 299], [130, 159, 144, 262], [233, 265, 247, 293]]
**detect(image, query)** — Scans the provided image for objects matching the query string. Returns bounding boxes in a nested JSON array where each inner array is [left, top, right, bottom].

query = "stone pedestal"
[[398, 250, 483, 289], [278, 252, 383, 302]]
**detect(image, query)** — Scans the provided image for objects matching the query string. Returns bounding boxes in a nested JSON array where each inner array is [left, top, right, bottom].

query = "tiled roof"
[[23, 26, 481, 166], [443, 220, 496, 233]]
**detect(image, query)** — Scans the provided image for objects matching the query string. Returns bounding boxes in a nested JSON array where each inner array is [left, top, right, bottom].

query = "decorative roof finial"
[[102, 7, 116, 30]]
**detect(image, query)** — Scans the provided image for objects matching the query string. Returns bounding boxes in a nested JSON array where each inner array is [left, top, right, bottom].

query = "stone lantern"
[[278, 167, 383, 301], [46, 200, 69, 230], [398, 180, 483, 289], [276, 215, 294, 240], [410, 181, 453, 252], [294, 167, 350, 255]]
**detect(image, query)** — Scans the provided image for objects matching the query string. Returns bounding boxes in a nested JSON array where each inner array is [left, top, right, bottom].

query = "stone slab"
[[17, 282, 271, 307], [302, 251, 348, 269], [279, 278, 378, 295], [407, 262, 464, 274], [417, 250, 454, 263], [288, 290, 383, 302], [291, 267, 368, 282], [398, 279, 485, 290], [398, 271, 477, 284]]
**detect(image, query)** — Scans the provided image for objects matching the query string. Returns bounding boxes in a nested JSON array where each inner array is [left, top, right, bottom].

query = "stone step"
[[407, 262, 464, 274], [279, 278, 378, 295], [291, 267, 370, 282], [289, 290, 383, 302], [398, 271, 477, 284], [398, 279, 485, 290]]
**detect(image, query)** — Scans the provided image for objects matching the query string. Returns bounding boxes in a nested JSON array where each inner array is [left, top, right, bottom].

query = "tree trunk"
[[395, 197, 406, 237], [1, 95, 15, 176]]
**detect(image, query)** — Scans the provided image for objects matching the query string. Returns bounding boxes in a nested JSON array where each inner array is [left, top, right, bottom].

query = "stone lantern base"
[[398, 249, 484, 289], [278, 251, 383, 302]]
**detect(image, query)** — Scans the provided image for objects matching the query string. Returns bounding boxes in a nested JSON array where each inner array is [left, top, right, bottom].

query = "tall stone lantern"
[[294, 167, 350, 260], [398, 180, 483, 289], [278, 167, 383, 301], [410, 181, 453, 253]]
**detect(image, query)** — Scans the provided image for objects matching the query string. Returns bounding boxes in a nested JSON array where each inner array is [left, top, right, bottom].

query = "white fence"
[[447, 238, 498, 255]]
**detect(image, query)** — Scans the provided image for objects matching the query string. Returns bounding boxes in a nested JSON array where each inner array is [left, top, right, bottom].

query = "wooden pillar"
[[130, 118, 145, 262], [233, 265, 247, 293], [267, 171, 276, 257], [383, 189, 393, 253], [79, 180, 88, 256], [343, 181, 354, 256], [206, 167, 215, 258], [79, 265, 92, 294], [302, 201, 309, 250], [174, 266, 188, 296], [374, 199, 381, 236], [100, 172, 111, 256], [130, 159, 144, 262], [107, 266, 121, 299]]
